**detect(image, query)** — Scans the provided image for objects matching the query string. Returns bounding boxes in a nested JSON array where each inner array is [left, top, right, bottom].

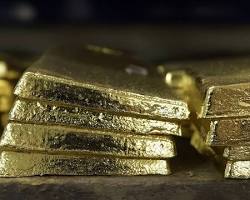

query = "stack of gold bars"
[[0, 45, 190, 177], [160, 57, 250, 179]]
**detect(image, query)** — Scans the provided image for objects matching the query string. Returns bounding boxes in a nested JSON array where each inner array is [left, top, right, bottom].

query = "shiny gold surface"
[[0, 151, 171, 177], [225, 160, 250, 179], [16, 45, 189, 120], [202, 118, 250, 146], [1, 122, 176, 159], [10, 99, 182, 136], [14, 72, 187, 121], [224, 146, 250, 160]]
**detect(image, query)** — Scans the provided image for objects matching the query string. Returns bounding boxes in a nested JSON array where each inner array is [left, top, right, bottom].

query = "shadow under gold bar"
[[15, 45, 189, 121], [1, 122, 176, 159], [0, 151, 171, 177], [9, 99, 182, 136]]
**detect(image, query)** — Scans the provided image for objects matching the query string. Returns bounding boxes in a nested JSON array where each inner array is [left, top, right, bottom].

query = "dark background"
[[2, 0, 250, 62], [1, 0, 250, 25]]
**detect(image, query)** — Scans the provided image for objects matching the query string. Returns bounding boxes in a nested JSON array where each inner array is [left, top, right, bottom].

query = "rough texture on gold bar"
[[0, 151, 171, 177], [202, 118, 250, 146], [224, 146, 250, 160], [1, 122, 176, 159], [10, 99, 182, 136], [225, 160, 250, 179], [199, 83, 250, 119], [14, 45, 189, 120]]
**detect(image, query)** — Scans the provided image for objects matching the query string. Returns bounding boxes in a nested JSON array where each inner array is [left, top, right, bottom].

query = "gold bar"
[[160, 57, 250, 118], [224, 146, 250, 160], [15, 45, 190, 120], [1, 122, 176, 159], [225, 160, 250, 179], [201, 118, 250, 146], [10, 99, 182, 136], [0, 151, 171, 177]]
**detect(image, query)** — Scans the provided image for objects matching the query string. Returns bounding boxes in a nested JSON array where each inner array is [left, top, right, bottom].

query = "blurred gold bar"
[[0, 96, 13, 112], [225, 160, 250, 179], [14, 45, 189, 120], [0, 50, 37, 80], [201, 118, 250, 146], [10, 99, 182, 136], [224, 146, 250, 160], [0, 151, 171, 177], [1, 122, 176, 159], [0, 80, 13, 96], [1, 113, 8, 127]]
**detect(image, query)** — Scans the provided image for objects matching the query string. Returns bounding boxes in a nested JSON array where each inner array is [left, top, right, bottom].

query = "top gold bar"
[[160, 56, 250, 118], [14, 45, 189, 120]]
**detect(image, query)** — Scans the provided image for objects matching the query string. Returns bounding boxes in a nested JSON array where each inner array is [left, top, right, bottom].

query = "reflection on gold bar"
[[10, 99, 182, 136], [0, 151, 171, 177], [202, 118, 250, 146], [1, 122, 176, 159], [14, 45, 189, 120], [224, 146, 250, 160], [225, 160, 250, 179]]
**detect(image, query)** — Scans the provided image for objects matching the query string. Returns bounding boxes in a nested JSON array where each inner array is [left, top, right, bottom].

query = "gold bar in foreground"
[[225, 160, 250, 179], [15, 45, 190, 120], [224, 146, 250, 160], [0, 151, 171, 177], [10, 99, 182, 136], [1, 122, 176, 159], [199, 118, 250, 146]]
